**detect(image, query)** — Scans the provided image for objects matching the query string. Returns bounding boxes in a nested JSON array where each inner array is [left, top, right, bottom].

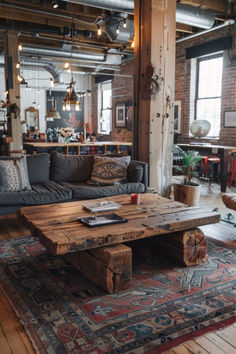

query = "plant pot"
[[173, 183, 201, 206]]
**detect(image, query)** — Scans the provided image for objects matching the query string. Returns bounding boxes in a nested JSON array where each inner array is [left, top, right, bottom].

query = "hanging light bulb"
[[50, 78, 54, 87], [17, 74, 23, 82], [64, 62, 70, 69], [16, 62, 20, 69], [38, 104, 40, 108], [18, 43, 23, 51], [62, 104, 66, 111], [75, 101, 80, 111], [116, 24, 120, 34], [97, 25, 102, 36], [37, 89, 40, 94], [131, 38, 135, 48], [123, 19, 127, 28], [66, 104, 70, 111], [52, 0, 58, 8]]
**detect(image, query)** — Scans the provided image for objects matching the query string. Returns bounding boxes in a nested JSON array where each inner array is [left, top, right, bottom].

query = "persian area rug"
[[0, 236, 235, 354]]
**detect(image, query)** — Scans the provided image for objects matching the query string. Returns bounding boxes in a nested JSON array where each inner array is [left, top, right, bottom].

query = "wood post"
[[65, 244, 132, 294], [134, 0, 176, 196], [149, 228, 207, 266], [4, 32, 22, 151]]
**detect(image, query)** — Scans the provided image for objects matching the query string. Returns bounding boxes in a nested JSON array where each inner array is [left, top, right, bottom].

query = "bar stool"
[[229, 158, 236, 188], [200, 156, 221, 185]]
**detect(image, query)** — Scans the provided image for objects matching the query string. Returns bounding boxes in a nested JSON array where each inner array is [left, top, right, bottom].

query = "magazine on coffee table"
[[82, 200, 121, 213], [77, 213, 128, 227]]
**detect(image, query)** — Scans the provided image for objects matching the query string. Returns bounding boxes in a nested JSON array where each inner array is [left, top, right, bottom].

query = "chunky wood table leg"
[[150, 228, 207, 266], [65, 244, 132, 293]]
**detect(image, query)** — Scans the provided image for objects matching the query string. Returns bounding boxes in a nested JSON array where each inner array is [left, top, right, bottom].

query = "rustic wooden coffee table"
[[18, 194, 220, 293]]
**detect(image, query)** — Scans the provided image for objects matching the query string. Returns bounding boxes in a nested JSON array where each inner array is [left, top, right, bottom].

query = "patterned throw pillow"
[[0, 157, 31, 192], [87, 155, 131, 185]]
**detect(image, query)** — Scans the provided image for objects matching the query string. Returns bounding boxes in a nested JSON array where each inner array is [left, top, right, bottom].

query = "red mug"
[[130, 193, 140, 204]]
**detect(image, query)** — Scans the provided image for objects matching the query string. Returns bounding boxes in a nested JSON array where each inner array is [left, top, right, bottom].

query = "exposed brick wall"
[[175, 24, 236, 146], [91, 61, 134, 142]]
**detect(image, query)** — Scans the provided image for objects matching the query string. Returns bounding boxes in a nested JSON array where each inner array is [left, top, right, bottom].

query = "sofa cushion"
[[127, 164, 144, 183], [0, 157, 31, 192], [88, 155, 131, 185], [50, 151, 94, 182], [27, 153, 50, 184], [0, 181, 72, 206], [60, 181, 145, 200]]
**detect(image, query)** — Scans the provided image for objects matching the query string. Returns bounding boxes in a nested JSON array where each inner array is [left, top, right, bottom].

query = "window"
[[195, 54, 223, 137], [97, 81, 112, 135]]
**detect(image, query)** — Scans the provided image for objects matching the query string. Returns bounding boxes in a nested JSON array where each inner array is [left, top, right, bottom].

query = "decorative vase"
[[173, 183, 201, 206]]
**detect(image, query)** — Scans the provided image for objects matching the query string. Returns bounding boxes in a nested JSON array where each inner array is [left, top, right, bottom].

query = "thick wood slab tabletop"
[[18, 194, 221, 255]]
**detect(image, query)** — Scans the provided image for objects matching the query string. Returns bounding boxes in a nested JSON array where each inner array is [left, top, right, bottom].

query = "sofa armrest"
[[127, 160, 149, 191]]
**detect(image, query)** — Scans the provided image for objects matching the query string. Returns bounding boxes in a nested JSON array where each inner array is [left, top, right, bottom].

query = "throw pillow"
[[0, 157, 31, 192], [87, 155, 131, 185]]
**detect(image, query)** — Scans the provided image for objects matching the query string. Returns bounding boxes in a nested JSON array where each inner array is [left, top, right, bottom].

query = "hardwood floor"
[[0, 186, 235, 354]]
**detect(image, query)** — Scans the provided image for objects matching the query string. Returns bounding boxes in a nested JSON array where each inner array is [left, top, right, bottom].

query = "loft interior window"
[[98, 81, 112, 135], [195, 54, 223, 137]]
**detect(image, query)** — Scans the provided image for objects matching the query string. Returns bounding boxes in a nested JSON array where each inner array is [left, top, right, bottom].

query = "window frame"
[[97, 80, 112, 135], [194, 53, 223, 122]]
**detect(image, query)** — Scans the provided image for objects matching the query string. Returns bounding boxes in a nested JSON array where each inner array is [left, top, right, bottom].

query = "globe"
[[190, 119, 211, 138]]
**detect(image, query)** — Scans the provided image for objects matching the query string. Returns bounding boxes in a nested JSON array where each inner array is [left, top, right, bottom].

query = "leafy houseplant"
[[174, 150, 203, 185], [173, 149, 203, 206]]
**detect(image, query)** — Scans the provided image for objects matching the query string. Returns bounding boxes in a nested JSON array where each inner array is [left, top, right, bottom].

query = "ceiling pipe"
[[176, 3, 215, 29], [64, 0, 134, 14], [21, 45, 106, 62], [64, 1, 215, 29], [176, 19, 235, 43]]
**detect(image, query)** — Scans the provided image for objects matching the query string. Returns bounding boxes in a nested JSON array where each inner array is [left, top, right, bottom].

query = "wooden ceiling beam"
[[178, 0, 228, 14], [176, 23, 193, 33]]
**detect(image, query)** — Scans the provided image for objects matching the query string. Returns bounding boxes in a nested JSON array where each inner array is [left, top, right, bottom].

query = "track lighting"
[[97, 25, 102, 36]]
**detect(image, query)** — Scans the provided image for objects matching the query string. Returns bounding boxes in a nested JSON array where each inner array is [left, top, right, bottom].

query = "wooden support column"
[[134, 0, 176, 196], [4, 32, 22, 151]]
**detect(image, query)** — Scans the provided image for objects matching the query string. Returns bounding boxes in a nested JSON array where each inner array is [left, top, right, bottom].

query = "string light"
[[50, 78, 54, 87], [97, 25, 102, 36], [116, 25, 120, 34], [123, 19, 127, 28], [16, 63, 20, 69], [18, 43, 22, 51], [64, 62, 70, 69], [52, 0, 58, 8], [17, 74, 23, 82], [131, 38, 135, 48]]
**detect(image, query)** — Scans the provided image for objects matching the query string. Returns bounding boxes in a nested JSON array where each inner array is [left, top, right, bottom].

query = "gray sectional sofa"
[[0, 152, 148, 215]]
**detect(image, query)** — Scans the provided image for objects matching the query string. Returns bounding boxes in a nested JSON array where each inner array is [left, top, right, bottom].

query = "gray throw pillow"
[[127, 165, 144, 183], [87, 155, 131, 185], [0, 157, 31, 192], [27, 153, 50, 184]]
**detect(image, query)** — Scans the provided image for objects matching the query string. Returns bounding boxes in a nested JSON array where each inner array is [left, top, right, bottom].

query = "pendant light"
[[62, 78, 80, 112]]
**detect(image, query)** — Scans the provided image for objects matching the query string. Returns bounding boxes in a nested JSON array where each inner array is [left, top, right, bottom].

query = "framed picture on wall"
[[224, 111, 236, 127], [115, 104, 126, 128], [174, 100, 182, 134]]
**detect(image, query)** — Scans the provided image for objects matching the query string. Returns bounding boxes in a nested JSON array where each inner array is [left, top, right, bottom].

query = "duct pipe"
[[65, 0, 134, 14], [21, 46, 105, 62], [176, 4, 215, 29]]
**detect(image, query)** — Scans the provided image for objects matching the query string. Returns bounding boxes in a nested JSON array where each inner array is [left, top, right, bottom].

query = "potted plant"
[[173, 149, 203, 206]]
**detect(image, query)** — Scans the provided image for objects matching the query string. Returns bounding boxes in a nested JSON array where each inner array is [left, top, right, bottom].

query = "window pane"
[[102, 89, 111, 109], [196, 98, 221, 136], [198, 57, 223, 98]]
